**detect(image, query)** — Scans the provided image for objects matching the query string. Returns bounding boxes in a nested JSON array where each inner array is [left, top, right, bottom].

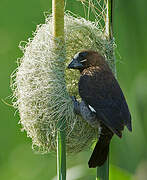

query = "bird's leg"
[[71, 96, 99, 128]]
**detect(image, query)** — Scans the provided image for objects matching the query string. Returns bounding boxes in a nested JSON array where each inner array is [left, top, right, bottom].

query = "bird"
[[67, 50, 132, 168]]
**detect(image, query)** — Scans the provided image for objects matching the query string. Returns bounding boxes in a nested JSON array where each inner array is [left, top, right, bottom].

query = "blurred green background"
[[1, 0, 147, 179]]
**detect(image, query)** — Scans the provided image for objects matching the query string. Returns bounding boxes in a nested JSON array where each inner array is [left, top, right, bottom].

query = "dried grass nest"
[[11, 14, 114, 154]]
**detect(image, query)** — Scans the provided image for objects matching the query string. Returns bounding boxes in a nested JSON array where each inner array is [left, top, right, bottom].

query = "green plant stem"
[[96, 0, 114, 179], [52, 0, 66, 180], [52, 0, 64, 38], [57, 128, 66, 180], [96, 158, 109, 180], [105, 0, 113, 40]]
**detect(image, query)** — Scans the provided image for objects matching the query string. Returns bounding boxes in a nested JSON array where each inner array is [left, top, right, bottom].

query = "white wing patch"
[[80, 59, 87, 63], [88, 105, 96, 113]]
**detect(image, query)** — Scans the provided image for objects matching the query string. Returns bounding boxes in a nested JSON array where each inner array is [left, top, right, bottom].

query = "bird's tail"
[[88, 125, 113, 168]]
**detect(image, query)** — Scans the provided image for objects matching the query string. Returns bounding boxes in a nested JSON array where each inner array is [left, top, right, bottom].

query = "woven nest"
[[11, 14, 114, 154]]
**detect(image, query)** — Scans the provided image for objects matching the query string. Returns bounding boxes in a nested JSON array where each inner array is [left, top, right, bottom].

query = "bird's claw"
[[70, 96, 77, 102], [70, 96, 80, 114]]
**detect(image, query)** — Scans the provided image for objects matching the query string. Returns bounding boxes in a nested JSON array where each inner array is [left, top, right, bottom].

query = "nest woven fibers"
[[11, 14, 114, 154]]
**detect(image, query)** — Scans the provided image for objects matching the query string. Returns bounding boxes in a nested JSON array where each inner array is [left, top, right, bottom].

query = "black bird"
[[68, 50, 132, 168]]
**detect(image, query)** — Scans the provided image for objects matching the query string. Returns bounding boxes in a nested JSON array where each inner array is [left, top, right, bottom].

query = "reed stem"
[[52, 0, 66, 180], [96, 158, 109, 180], [96, 0, 114, 179]]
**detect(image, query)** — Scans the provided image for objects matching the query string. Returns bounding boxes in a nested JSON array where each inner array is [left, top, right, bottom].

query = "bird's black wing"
[[79, 69, 132, 137]]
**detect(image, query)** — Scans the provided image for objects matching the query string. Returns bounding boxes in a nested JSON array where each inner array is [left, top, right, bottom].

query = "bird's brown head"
[[67, 50, 109, 72]]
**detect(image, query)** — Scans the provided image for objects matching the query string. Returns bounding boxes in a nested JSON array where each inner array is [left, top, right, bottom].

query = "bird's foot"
[[71, 96, 80, 115]]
